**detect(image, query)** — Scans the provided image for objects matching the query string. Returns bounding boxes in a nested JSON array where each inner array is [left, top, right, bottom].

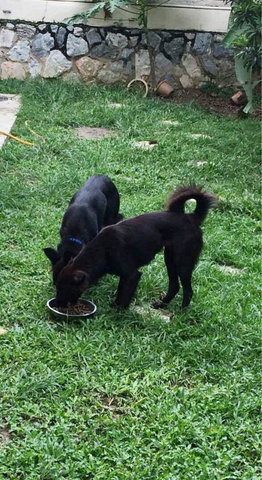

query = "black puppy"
[[54, 186, 216, 309], [44, 174, 122, 284]]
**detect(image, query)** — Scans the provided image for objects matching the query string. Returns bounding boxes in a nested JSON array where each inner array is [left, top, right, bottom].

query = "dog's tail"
[[167, 185, 216, 225]]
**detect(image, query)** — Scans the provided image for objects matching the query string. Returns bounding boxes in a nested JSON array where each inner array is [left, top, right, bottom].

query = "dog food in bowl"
[[46, 298, 96, 319]]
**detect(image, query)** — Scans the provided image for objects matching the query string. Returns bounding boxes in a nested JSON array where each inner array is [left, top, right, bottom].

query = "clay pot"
[[156, 80, 174, 98], [230, 90, 246, 106]]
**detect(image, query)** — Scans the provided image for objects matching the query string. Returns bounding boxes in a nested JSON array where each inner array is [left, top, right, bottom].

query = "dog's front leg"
[[114, 271, 142, 309]]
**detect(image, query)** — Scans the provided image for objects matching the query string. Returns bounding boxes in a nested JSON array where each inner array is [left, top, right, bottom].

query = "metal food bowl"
[[46, 297, 97, 319]]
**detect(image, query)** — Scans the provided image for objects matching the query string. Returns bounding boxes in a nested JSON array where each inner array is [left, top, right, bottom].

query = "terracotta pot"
[[156, 80, 174, 98], [230, 90, 246, 106]]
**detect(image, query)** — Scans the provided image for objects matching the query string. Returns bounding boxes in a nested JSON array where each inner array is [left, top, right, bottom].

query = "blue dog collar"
[[68, 237, 83, 246]]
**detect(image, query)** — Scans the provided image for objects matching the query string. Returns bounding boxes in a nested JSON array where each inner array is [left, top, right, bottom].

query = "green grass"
[[0, 79, 260, 480]]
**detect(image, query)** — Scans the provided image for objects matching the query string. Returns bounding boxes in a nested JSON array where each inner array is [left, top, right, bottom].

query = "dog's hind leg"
[[153, 247, 180, 309], [114, 271, 142, 309], [178, 263, 194, 309]]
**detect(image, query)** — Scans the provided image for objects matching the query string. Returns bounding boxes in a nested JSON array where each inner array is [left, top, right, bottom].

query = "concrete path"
[[0, 94, 21, 148]]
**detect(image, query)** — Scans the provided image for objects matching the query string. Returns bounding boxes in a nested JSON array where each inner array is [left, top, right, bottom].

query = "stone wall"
[[0, 22, 236, 87]]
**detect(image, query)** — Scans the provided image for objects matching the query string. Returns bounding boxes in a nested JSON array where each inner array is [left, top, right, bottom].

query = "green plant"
[[223, 0, 261, 114], [66, 0, 128, 24]]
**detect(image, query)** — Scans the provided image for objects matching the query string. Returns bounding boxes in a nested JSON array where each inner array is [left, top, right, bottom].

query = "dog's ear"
[[43, 247, 60, 265], [72, 270, 88, 286]]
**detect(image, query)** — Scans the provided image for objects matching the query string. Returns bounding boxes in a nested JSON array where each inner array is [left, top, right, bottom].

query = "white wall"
[[1, 0, 231, 32]]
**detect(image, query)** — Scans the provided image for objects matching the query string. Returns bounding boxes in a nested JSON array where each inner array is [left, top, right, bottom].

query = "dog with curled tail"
[[54, 185, 216, 310]]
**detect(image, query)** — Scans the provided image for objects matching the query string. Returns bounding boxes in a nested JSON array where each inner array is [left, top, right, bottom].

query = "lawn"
[[0, 79, 260, 480]]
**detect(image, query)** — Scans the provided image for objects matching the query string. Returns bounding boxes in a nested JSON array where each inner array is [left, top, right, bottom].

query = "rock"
[[28, 59, 41, 78], [99, 28, 106, 39], [0, 29, 15, 48], [130, 29, 140, 36], [200, 54, 216, 76], [214, 34, 224, 43], [216, 59, 235, 84], [97, 68, 122, 84], [16, 24, 36, 38], [148, 32, 161, 50], [213, 43, 234, 58], [182, 54, 202, 79], [90, 42, 117, 59], [75, 56, 103, 81], [6, 23, 14, 30], [50, 24, 58, 34], [192, 33, 212, 55], [128, 36, 138, 48], [140, 33, 147, 48], [38, 24, 47, 32], [42, 50, 72, 78], [8, 40, 30, 62], [163, 37, 185, 60], [155, 52, 172, 72], [1, 61, 27, 80], [66, 33, 88, 57], [173, 63, 185, 78], [161, 32, 172, 41], [74, 27, 83, 37], [106, 32, 128, 49], [180, 74, 193, 89], [121, 48, 133, 61], [185, 33, 195, 40], [56, 27, 66, 49], [86, 28, 101, 47], [62, 71, 80, 82], [32, 32, 54, 58], [124, 61, 132, 77], [110, 60, 124, 73], [135, 50, 150, 77], [67, 25, 74, 32]]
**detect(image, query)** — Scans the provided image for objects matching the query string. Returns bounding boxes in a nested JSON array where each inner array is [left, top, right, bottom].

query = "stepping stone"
[[196, 160, 207, 166], [133, 140, 158, 150], [163, 120, 180, 126], [74, 126, 116, 140], [134, 305, 173, 323], [0, 94, 21, 148], [190, 133, 211, 139], [216, 265, 243, 275], [108, 103, 124, 108]]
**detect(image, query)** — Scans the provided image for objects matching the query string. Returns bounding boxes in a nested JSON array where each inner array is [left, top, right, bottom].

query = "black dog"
[[44, 174, 122, 284], [54, 186, 216, 309]]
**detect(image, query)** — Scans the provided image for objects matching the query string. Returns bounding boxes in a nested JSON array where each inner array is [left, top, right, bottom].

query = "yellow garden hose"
[[0, 130, 34, 146], [0, 120, 45, 146]]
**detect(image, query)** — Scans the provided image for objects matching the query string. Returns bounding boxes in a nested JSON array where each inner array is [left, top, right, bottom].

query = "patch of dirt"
[[100, 396, 127, 417], [163, 88, 261, 119], [0, 422, 11, 449], [74, 126, 116, 140]]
